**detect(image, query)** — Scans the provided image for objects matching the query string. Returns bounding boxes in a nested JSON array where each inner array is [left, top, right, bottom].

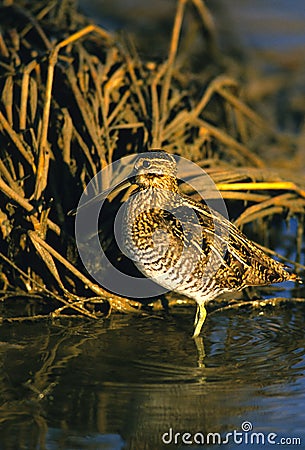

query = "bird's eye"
[[142, 160, 151, 169]]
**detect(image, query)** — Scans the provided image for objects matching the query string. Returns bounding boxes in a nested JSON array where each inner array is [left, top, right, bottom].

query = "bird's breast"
[[120, 192, 209, 291]]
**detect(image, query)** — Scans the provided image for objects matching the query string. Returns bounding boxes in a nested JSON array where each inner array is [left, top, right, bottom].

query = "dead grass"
[[0, 0, 304, 322]]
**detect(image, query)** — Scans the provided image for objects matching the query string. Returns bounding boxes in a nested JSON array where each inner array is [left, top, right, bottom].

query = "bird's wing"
[[177, 194, 250, 263], [178, 194, 292, 283]]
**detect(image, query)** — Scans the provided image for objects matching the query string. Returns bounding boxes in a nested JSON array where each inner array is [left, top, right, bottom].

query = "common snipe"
[[75, 150, 299, 337]]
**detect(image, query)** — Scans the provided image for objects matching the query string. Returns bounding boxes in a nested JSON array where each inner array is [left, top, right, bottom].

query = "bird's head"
[[133, 150, 178, 192], [68, 150, 178, 215]]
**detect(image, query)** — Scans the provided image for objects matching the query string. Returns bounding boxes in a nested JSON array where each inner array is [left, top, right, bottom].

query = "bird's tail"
[[287, 271, 302, 283]]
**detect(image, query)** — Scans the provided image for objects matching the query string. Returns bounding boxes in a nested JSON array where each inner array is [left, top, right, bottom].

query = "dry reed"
[[0, 0, 304, 322]]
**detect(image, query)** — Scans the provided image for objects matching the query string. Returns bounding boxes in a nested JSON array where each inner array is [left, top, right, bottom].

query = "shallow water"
[[0, 305, 305, 449]]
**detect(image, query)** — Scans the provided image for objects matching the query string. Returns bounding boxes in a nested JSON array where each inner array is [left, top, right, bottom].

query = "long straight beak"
[[68, 177, 133, 216]]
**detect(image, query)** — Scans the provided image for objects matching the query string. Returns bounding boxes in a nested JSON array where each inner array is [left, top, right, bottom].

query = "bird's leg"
[[193, 303, 207, 338]]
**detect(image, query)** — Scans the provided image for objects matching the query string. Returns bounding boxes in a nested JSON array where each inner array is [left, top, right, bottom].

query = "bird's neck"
[[129, 183, 180, 211]]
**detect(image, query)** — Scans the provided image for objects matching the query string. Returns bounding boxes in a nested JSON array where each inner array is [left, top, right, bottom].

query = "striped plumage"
[[121, 150, 298, 337]]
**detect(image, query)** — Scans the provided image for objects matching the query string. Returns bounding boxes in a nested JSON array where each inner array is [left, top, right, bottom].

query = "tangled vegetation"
[[0, 0, 304, 322]]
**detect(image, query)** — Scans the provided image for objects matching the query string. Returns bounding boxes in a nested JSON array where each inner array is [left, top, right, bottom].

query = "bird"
[[73, 150, 299, 337]]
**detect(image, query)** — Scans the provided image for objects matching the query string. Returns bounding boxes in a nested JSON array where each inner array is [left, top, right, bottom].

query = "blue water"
[[216, 0, 305, 50], [1, 308, 305, 449]]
